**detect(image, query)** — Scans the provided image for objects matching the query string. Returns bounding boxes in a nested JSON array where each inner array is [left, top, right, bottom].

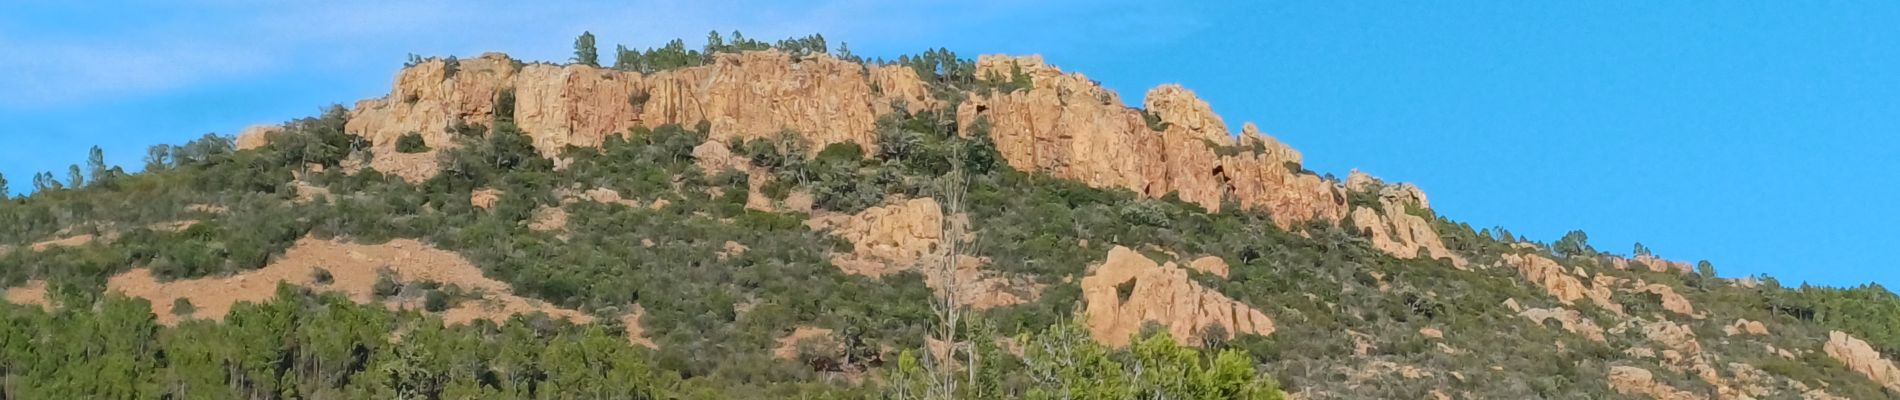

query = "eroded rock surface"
[[1346, 171, 1466, 267], [348, 51, 927, 183], [1724, 319, 1768, 336], [1628, 282, 1698, 318], [235, 124, 284, 151], [1080, 246, 1274, 347], [342, 50, 1470, 252], [1519, 306, 1606, 342], [1634, 255, 1694, 275], [1608, 366, 1705, 400], [808, 197, 1034, 309], [956, 55, 1346, 227], [1824, 330, 1900, 393], [1505, 253, 1620, 313]]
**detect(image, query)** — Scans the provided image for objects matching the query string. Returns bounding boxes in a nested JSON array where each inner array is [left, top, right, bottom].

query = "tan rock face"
[[349, 51, 924, 178], [957, 55, 1345, 227], [235, 124, 284, 151], [808, 197, 1034, 309], [346, 50, 1468, 241], [1824, 330, 1900, 393], [1144, 84, 1232, 145], [1724, 319, 1769, 336], [1080, 246, 1274, 347], [818, 198, 945, 267], [1634, 318, 1730, 392], [1634, 254, 1693, 275], [1627, 282, 1697, 318], [1187, 256, 1230, 278], [1608, 366, 1706, 400], [1346, 171, 1465, 267], [471, 187, 502, 210], [1505, 253, 1620, 313], [1519, 307, 1606, 342]]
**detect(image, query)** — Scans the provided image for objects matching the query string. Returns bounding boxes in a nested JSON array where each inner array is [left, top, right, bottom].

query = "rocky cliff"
[[956, 56, 1345, 228], [345, 51, 933, 182], [334, 50, 1484, 265]]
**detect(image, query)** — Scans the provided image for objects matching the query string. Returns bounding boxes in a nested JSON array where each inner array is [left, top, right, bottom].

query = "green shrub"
[[424, 289, 451, 312], [372, 267, 401, 298], [310, 267, 334, 285], [172, 298, 195, 316], [395, 132, 430, 153]]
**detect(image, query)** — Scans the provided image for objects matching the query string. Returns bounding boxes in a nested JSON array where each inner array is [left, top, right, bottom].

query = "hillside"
[[3, 34, 1900, 399]]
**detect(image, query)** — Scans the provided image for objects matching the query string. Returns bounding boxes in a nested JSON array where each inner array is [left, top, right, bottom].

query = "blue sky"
[[2, 1, 1895, 288]]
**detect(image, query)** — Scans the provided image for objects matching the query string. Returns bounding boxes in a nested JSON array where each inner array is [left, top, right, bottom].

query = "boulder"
[[1823, 331, 1900, 393], [1519, 307, 1606, 342], [1724, 319, 1769, 336], [1081, 246, 1274, 347], [1608, 366, 1706, 400]]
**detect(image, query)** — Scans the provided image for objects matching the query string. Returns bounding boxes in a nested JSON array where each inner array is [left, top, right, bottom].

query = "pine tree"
[[1554, 230, 1592, 257], [87, 145, 108, 181], [613, 44, 639, 71], [67, 164, 85, 188], [32, 171, 54, 192], [0, 171, 8, 200], [704, 30, 726, 55], [573, 31, 600, 67]]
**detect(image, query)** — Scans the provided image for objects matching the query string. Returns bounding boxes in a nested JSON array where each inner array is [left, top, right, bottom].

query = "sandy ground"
[[106, 236, 594, 327], [2, 280, 51, 310], [30, 234, 95, 251]]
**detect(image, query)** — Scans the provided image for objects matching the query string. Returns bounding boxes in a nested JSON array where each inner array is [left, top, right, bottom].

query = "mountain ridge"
[[2, 36, 1899, 398]]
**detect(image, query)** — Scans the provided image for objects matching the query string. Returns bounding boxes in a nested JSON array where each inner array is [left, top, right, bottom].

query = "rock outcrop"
[[471, 187, 502, 210], [1608, 366, 1706, 400], [344, 49, 1460, 257], [1346, 171, 1466, 267], [234, 124, 284, 151], [1634, 255, 1694, 275], [347, 51, 930, 183], [1824, 330, 1900, 393], [1187, 256, 1230, 278], [1080, 246, 1274, 347], [1519, 306, 1607, 342], [1724, 319, 1768, 336], [1505, 253, 1620, 313], [956, 55, 1346, 227], [808, 197, 1034, 309], [1628, 282, 1698, 318]]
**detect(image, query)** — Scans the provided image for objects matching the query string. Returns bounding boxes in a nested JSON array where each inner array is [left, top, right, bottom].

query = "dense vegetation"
[[2, 33, 1899, 398]]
